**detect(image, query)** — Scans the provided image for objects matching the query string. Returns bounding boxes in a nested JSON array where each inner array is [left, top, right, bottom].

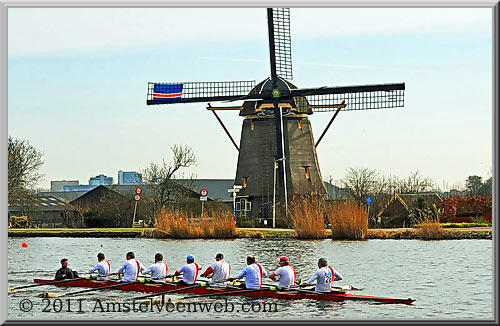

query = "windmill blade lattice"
[[291, 83, 405, 112], [147, 81, 256, 105], [272, 8, 293, 80]]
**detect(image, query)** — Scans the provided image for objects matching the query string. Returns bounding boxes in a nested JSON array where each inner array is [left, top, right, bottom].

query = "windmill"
[[146, 8, 405, 222]]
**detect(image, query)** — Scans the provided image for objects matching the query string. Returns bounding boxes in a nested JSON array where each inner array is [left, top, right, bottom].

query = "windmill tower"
[[146, 8, 405, 221]]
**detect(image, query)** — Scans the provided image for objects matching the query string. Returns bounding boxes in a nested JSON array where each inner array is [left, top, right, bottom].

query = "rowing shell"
[[33, 279, 415, 305]]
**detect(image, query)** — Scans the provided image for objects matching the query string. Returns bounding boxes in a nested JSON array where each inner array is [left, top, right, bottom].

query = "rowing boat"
[[33, 279, 415, 304]]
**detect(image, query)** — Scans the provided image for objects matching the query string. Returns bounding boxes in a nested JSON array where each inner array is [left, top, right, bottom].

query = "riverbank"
[[8, 227, 492, 239]]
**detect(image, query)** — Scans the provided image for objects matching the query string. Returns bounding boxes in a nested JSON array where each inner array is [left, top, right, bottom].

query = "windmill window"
[[304, 166, 311, 180], [246, 201, 252, 211], [251, 121, 254, 131], [236, 202, 241, 211], [298, 120, 302, 129], [243, 177, 248, 188]]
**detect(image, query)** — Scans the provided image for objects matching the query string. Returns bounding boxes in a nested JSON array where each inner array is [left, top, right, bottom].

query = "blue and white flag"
[[152, 83, 183, 101]]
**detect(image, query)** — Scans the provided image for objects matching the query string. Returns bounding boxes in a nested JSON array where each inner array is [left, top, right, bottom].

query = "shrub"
[[9, 215, 32, 228], [327, 200, 368, 240], [441, 195, 492, 222], [289, 194, 327, 239]]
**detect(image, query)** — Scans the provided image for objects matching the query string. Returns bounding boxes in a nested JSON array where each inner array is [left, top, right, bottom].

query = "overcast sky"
[[7, 7, 493, 190]]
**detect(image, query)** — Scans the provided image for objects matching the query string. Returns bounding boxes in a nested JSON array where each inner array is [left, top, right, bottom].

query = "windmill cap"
[[279, 256, 289, 262], [215, 253, 224, 259], [187, 254, 195, 260]]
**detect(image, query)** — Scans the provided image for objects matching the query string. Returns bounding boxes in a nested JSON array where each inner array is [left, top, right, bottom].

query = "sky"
[[7, 7, 493, 191]]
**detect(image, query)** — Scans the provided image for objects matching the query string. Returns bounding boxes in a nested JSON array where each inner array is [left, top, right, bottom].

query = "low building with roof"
[[8, 195, 76, 228]]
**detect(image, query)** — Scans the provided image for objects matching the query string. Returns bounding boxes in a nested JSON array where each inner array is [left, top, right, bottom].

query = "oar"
[[182, 286, 272, 300], [8, 273, 118, 292], [132, 282, 205, 301], [45, 279, 144, 298]]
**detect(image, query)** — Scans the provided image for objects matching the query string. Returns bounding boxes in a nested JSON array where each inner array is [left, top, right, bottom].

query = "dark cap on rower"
[[60, 258, 68, 264], [215, 253, 224, 259]]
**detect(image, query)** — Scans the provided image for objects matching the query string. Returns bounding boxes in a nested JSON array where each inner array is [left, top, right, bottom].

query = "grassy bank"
[[8, 227, 491, 240]]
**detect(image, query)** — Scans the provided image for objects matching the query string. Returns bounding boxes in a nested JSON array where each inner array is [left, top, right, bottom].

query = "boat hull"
[[33, 279, 415, 305]]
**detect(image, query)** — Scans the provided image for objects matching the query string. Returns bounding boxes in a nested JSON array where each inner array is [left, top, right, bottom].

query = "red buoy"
[[21, 242, 28, 248]]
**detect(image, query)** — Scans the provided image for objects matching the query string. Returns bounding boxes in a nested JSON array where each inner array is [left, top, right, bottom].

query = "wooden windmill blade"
[[146, 81, 256, 105], [289, 82, 406, 112]]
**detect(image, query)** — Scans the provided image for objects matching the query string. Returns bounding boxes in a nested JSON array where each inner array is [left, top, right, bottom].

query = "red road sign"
[[134, 194, 141, 202], [135, 187, 142, 194], [200, 189, 208, 197]]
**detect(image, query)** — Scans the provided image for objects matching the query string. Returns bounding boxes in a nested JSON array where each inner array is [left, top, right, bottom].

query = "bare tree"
[[8, 136, 44, 205], [141, 145, 198, 219], [396, 171, 434, 194], [343, 167, 379, 203]]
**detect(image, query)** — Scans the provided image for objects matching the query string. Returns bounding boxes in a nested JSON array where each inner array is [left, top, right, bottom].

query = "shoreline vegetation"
[[8, 226, 492, 240]]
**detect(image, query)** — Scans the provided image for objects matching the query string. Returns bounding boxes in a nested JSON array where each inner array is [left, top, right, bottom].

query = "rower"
[[268, 256, 295, 287], [117, 251, 145, 282], [143, 252, 168, 282], [88, 252, 111, 281], [201, 253, 230, 287], [304, 257, 343, 292], [173, 254, 202, 285], [55, 258, 80, 281], [234, 256, 267, 290]]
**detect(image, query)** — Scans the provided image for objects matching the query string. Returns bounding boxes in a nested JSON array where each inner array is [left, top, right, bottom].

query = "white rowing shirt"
[[273, 265, 295, 287], [306, 266, 343, 292], [88, 260, 111, 281], [210, 260, 230, 287], [144, 261, 168, 281], [236, 263, 268, 289], [117, 259, 145, 282], [178, 262, 202, 284]]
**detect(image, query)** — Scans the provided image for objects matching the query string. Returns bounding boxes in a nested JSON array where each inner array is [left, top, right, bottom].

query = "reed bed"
[[154, 208, 236, 239], [289, 194, 327, 239], [415, 217, 442, 240], [327, 200, 368, 240]]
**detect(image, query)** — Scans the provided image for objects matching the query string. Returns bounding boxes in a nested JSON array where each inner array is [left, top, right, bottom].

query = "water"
[[7, 237, 493, 320]]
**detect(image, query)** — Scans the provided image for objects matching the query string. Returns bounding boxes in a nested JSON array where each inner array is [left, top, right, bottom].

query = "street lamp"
[[273, 157, 286, 228]]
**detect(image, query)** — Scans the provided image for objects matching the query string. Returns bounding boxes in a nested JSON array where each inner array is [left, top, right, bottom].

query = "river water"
[[7, 237, 494, 320]]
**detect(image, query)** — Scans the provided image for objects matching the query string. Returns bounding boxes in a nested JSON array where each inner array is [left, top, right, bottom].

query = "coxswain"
[[55, 258, 80, 280], [88, 252, 111, 281], [143, 252, 168, 282], [173, 254, 202, 285], [304, 257, 343, 292], [201, 253, 230, 287], [235, 256, 267, 289], [117, 251, 145, 282], [268, 256, 295, 287]]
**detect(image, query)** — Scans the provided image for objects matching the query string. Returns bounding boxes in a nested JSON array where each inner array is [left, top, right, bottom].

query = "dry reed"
[[415, 216, 442, 240], [289, 194, 327, 239], [327, 200, 368, 240], [155, 208, 236, 239]]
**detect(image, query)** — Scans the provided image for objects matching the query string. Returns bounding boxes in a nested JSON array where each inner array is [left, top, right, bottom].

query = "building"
[[377, 192, 443, 227], [8, 195, 76, 228], [89, 174, 113, 186], [118, 170, 143, 185], [64, 184, 98, 192], [50, 180, 79, 192]]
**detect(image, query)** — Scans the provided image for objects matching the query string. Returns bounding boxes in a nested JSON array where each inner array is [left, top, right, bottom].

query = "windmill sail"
[[290, 82, 405, 112], [272, 8, 293, 80], [147, 81, 256, 105]]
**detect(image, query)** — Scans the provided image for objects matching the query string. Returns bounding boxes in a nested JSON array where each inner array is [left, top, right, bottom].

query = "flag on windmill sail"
[[152, 83, 183, 101]]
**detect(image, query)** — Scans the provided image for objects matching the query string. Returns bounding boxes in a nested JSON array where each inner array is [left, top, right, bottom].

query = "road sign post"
[[200, 189, 208, 219], [366, 196, 372, 224], [132, 193, 142, 228]]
